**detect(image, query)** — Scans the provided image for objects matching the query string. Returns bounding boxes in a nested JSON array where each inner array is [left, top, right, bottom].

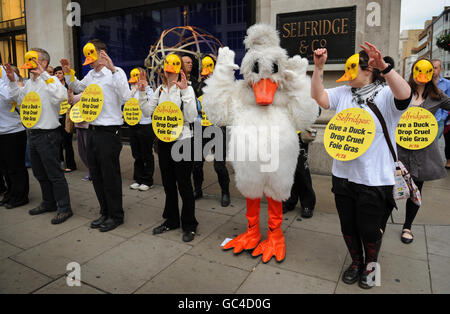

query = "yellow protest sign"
[[80, 84, 104, 122], [20, 92, 42, 129], [123, 98, 142, 126], [70, 102, 84, 123], [152, 101, 184, 142], [198, 96, 212, 127], [396, 107, 438, 150], [60, 100, 71, 115], [324, 108, 376, 161]]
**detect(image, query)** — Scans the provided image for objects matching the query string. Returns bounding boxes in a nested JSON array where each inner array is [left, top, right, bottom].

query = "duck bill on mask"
[[21, 62, 37, 70], [416, 74, 431, 84], [252, 78, 278, 106], [128, 77, 138, 84], [164, 64, 178, 74], [83, 56, 96, 66], [336, 71, 354, 83], [201, 68, 212, 76]]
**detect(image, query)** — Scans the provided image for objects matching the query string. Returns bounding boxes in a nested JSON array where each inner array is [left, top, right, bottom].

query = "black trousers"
[[403, 181, 424, 230], [87, 126, 124, 222], [129, 124, 155, 186], [193, 126, 230, 193], [0, 171, 5, 194], [158, 139, 197, 232], [284, 135, 316, 209], [29, 129, 71, 213], [332, 176, 395, 243], [59, 116, 77, 170], [0, 131, 29, 206]]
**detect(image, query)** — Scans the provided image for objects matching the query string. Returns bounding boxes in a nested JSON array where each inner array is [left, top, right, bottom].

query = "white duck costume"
[[202, 24, 319, 263]]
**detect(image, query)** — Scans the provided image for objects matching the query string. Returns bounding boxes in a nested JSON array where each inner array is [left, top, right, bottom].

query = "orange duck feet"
[[223, 224, 261, 254], [252, 227, 286, 263]]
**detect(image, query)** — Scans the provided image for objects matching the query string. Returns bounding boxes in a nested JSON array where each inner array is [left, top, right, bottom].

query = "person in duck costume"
[[202, 24, 319, 263]]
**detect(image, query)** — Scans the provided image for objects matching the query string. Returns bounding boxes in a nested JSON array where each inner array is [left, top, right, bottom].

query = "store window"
[[0, 0, 27, 77], [79, 0, 249, 77]]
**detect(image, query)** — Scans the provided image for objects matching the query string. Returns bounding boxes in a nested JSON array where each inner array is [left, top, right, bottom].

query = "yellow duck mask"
[[83, 43, 98, 66], [201, 56, 215, 76], [129, 68, 140, 84], [21, 51, 39, 70], [336, 53, 360, 83], [164, 54, 181, 74], [413, 59, 433, 84]]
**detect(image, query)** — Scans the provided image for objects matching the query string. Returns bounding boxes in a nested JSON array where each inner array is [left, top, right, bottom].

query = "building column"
[[25, 0, 74, 67]]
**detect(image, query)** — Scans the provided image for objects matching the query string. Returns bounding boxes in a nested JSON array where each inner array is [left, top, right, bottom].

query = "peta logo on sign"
[[66, 262, 81, 287], [67, 2, 81, 27]]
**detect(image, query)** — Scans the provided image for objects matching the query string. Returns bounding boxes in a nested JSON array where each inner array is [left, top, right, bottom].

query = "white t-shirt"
[[326, 85, 407, 186]]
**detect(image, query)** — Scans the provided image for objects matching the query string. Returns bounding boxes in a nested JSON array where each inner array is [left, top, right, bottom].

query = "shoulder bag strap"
[[366, 101, 398, 162]]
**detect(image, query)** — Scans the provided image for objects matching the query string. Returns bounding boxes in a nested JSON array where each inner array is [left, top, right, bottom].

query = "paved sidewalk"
[[0, 142, 449, 294]]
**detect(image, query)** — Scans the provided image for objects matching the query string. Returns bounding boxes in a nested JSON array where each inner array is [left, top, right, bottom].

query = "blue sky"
[[401, 0, 450, 31]]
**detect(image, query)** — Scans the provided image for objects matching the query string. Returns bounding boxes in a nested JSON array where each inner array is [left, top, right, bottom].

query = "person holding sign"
[[397, 58, 450, 245], [5, 48, 73, 224], [311, 43, 412, 289], [127, 67, 155, 191], [192, 55, 231, 207], [60, 39, 131, 232], [138, 54, 199, 243], [0, 65, 29, 209]]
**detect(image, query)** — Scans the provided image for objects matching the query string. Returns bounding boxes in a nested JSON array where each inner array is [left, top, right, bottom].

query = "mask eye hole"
[[351, 63, 356, 69], [252, 62, 259, 74], [272, 63, 278, 74]]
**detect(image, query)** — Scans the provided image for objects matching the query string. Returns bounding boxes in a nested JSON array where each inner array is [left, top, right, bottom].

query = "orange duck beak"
[[252, 78, 278, 106]]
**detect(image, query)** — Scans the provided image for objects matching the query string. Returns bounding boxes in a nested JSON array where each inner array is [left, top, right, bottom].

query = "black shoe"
[[183, 230, 196, 242], [5, 199, 29, 210], [51, 211, 73, 225], [342, 261, 363, 284], [221, 192, 231, 207], [194, 190, 203, 200], [282, 203, 295, 214], [90, 215, 108, 229], [359, 267, 377, 290], [99, 218, 123, 233], [401, 229, 414, 244], [301, 207, 314, 219], [0, 198, 9, 206], [152, 223, 178, 235], [29, 205, 57, 216]]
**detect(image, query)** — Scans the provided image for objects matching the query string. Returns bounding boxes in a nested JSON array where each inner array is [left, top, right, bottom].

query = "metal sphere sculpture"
[[145, 26, 223, 88]]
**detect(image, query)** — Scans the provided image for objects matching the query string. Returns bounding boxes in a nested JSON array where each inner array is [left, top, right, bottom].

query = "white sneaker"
[[130, 183, 140, 190], [139, 184, 152, 191]]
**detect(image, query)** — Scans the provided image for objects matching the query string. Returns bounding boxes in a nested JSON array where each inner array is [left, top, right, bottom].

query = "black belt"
[[89, 125, 121, 131], [28, 128, 58, 135]]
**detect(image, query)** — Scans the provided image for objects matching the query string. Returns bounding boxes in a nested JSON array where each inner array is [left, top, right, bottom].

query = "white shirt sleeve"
[[41, 72, 67, 106], [67, 71, 89, 94], [139, 87, 159, 118], [8, 81, 27, 106], [112, 68, 132, 104], [180, 86, 197, 123]]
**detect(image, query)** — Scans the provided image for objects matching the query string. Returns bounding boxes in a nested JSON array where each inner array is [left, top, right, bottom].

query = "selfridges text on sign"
[[277, 6, 356, 64]]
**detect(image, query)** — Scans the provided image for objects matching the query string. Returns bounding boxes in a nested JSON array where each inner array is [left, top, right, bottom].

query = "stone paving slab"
[[135, 254, 249, 294], [10, 226, 126, 279], [0, 258, 52, 294], [271, 227, 346, 283], [236, 264, 336, 294], [81, 233, 191, 294], [382, 224, 428, 261], [0, 213, 90, 250], [425, 225, 450, 258], [428, 254, 450, 294], [290, 210, 342, 237], [144, 209, 231, 246], [335, 252, 431, 294], [187, 221, 261, 272], [34, 277, 105, 294], [0, 240, 22, 261]]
